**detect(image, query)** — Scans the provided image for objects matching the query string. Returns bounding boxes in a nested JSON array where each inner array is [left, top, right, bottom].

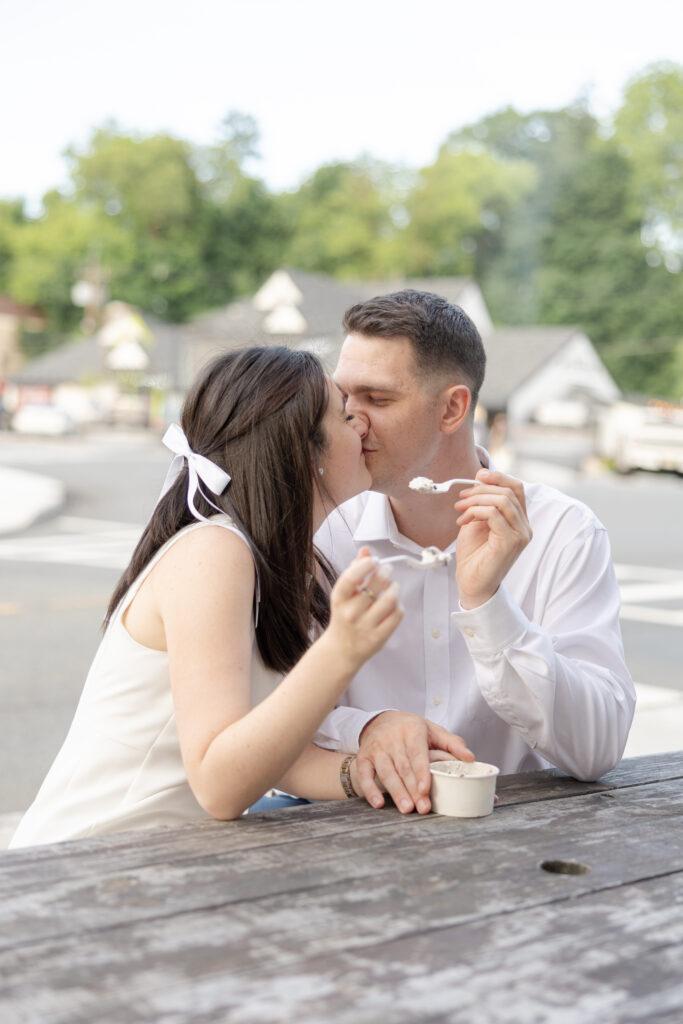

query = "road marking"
[[619, 605, 683, 627], [0, 528, 141, 570], [614, 563, 683, 629], [56, 515, 144, 533], [1, 539, 681, 628], [618, 580, 683, 602], [625, 681, 683, 758], [615, 563, 683, 581]]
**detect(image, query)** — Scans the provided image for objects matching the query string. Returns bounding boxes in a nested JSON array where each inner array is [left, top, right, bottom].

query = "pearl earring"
[[318, 467, 324, 475]]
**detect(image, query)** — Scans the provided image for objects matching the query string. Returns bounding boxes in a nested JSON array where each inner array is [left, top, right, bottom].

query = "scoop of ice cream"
[[430, 760, 497, 778], [409, 476, 437, 493], [419, 546, 451, 568]]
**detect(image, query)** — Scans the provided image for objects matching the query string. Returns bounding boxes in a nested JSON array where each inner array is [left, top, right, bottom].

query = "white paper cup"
[[429, 760, 500, 817]]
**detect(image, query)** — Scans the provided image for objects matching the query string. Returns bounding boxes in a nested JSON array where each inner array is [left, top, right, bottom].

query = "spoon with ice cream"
[[376, 545, 452, 570], [410, 475, 477, 494]]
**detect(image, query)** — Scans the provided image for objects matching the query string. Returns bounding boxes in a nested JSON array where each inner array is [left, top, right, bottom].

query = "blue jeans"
[[249, 792, 311, 813]]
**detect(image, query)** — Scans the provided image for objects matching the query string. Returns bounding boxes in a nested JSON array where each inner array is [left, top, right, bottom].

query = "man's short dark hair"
[[342, 289, 486, 407]]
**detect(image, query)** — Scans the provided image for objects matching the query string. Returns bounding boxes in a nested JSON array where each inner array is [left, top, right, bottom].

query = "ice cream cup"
[[429, 760, 500, 817]]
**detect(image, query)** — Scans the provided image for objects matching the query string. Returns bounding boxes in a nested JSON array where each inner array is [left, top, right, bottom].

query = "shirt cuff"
[[314, 707, 397, 752], [451, 584, 529, 655]]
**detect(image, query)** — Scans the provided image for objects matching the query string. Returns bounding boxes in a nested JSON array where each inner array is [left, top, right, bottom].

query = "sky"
[[3, 0, 683, 212]]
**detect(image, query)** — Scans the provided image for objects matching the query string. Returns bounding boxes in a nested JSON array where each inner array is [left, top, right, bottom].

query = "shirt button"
[[431, 628, 440, 639], [432, 696, 441, 706], [464, 628, 475, 637]]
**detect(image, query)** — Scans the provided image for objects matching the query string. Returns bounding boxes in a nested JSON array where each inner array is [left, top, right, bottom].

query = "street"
[[1, 429, 682, 814]]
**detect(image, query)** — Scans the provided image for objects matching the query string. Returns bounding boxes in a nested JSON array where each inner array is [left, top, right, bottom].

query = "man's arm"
[[451, 469, 635, 781], [452, 529, 635, 781], [317, 470, 634, 807]]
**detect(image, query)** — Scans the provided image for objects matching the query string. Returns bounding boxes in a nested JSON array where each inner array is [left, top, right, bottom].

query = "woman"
[[10, 347, 401, 847]]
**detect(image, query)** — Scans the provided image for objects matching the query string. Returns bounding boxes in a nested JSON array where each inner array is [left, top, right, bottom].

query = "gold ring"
[[361, 587, 377, 600]]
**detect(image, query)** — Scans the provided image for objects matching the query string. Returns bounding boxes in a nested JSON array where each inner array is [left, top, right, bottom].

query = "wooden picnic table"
[[2, 750, 683, 1023]]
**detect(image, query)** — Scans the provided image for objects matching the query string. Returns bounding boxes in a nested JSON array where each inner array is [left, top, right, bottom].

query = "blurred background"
[[1, 0, 682, 839]]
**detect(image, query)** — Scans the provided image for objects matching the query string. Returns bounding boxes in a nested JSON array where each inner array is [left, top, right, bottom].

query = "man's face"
[[333, 333, 445, 494]]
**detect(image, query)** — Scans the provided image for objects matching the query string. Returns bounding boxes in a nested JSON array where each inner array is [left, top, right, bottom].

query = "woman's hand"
[[324, 546, 403, 672]]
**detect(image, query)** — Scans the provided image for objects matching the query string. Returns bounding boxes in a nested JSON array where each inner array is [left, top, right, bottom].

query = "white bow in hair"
[[158, 423, 231, 522]]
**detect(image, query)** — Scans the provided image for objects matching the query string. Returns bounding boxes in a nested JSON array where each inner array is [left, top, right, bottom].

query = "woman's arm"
[[154, 526, 399, 820], [276, 743, 360, 801]]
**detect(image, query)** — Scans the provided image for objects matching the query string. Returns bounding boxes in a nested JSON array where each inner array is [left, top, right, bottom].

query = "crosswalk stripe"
[[1, 536, 682, 628]]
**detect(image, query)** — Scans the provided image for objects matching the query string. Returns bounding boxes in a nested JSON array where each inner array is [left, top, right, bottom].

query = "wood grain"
[[1, 753, 682, 1024]]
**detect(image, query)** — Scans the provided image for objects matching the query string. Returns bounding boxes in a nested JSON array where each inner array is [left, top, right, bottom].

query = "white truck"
[[597, 399, 683, 474]]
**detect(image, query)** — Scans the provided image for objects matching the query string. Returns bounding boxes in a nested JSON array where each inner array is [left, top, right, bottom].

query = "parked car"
[[11, 403, 75, 436]]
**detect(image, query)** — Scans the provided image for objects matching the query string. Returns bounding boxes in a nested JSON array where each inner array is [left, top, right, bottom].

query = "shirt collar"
[[353, 445, 493, 548]]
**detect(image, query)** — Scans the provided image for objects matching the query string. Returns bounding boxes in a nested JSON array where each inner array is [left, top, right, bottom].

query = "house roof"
[[11, 315, 186, 387], [479, 326, 581, 409], [186, 269, 363, 346], [183, 270, 484, 376]]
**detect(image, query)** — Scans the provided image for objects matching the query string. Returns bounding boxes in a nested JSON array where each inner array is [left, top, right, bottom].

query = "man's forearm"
[[452, 581, 635, 781], [314, 704, 398, 753]]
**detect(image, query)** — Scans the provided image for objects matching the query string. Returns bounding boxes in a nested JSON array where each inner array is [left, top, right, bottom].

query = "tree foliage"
[[281, 159, 405, 278], [614, 63, 683, 269], [2, 68, 682, 398]]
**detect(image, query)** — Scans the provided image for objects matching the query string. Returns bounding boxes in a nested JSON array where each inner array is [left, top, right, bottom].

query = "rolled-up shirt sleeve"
[[314, 706, 396, 753], [451, 525, 636, 781]]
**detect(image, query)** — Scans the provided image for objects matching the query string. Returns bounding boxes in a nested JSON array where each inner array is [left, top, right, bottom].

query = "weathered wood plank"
[[496, 749, 683, 806], [2, 863, 682, 1023], [3, 752, 681, 896], [1, 778, 682, 1014], [2, 776, 682, 953]]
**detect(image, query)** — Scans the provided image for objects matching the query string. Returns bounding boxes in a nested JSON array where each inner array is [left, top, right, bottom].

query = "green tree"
[[537, 137, 683, 396], [0, 199, 25, 294], [67, 127, 208, 319], [8, 191, 131, 332], [396, 143, 534, 278], [450, 103, 599, 322], [282, 159, 404, 278], [194, 112, 290, 304], [614, 62, 683, 269]]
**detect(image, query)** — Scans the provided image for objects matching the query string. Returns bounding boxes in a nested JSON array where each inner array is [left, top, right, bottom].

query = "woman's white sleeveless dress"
[[9, 516, 281, 848]]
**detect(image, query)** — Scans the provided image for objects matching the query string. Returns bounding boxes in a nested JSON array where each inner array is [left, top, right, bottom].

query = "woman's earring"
[[318, 467, 324, 476]]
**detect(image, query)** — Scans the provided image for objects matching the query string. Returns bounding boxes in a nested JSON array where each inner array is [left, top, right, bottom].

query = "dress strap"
[[114, 516, 260, 626]]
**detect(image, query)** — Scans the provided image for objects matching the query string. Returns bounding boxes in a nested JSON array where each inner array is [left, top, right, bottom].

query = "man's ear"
[[439, 384, 471, 435]]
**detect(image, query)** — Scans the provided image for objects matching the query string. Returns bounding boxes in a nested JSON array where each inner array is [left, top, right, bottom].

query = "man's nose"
[[349, 414, 367, 438], [346, 399, 369, 435]]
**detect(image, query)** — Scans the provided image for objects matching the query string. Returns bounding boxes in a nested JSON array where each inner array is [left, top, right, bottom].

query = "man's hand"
[[453, 469, 532, 609], [353, 711, 474, 814]]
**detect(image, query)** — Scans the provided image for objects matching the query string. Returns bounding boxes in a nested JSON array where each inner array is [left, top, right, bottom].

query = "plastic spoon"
[[409, 476, 477, 494]]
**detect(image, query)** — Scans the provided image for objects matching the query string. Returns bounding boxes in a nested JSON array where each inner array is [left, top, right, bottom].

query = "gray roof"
[[186, 269, 363, 347], [479, 326, 581, 409], [186, 270, 475, 346], [12, 315, 186, 387]]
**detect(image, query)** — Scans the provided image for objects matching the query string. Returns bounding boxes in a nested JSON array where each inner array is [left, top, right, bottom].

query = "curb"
[[0, 466, 66, 536]]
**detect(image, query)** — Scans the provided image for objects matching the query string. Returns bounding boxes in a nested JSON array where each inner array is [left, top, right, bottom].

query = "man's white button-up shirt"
[[314, 471, 635, 781]]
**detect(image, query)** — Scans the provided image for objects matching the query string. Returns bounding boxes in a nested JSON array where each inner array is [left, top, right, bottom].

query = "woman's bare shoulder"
[[154, 523, 255, 587]]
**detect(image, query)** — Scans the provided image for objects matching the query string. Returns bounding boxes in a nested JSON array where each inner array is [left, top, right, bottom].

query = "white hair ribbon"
[[159, 423, 231, 522]]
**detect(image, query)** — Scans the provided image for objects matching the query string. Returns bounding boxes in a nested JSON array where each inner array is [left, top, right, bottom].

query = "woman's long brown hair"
[[104, 346, 335, 673]]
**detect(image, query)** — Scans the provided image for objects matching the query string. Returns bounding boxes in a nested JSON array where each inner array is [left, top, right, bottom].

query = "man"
[[314, 289, 635, 815]]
